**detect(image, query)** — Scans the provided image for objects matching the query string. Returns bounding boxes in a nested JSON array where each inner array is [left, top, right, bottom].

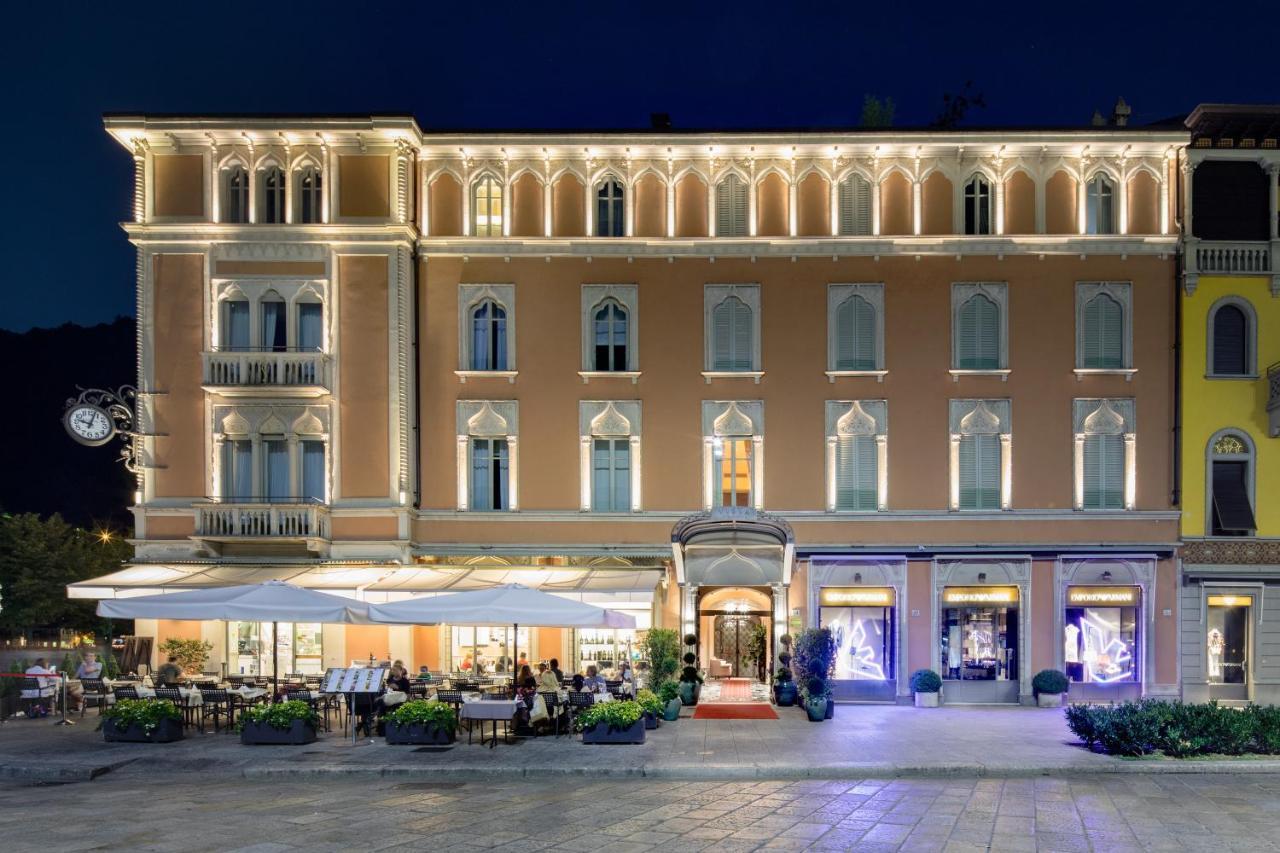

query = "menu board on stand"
[[321, 667, 388, 744]]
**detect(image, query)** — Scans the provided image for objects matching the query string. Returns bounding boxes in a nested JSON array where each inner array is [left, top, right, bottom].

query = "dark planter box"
[[642, 710, 659, 729], [240, 718, 317, 745], [103, 717, 184, 743], [384, 721, 455, 745], [581, 718, 646, 744]]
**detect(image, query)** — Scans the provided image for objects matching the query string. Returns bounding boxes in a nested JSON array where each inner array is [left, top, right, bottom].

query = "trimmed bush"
[[1248, 704, 1280, 754], [386, 699, 457, 731], [102, 698, 182, 735], [909, 669, 942, 694], [1032, 669, 1069, 698], [657, 680, 680, 704], [682, 652, 696, 665], [635, 689, 663, 716], [1064, 699, 1280, 758], [683, 633, 697, 647]]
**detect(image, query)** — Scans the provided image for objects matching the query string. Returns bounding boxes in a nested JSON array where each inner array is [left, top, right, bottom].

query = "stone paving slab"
[[4, 705, 1280, 784]]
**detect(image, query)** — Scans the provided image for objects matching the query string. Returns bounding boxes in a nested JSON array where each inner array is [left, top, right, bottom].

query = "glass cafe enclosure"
[[228, 621, 324, 676], [940, 586, 1020, 703]]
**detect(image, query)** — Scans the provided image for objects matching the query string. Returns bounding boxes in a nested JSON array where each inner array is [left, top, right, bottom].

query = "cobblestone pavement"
[[3, 773, 1279, 852]]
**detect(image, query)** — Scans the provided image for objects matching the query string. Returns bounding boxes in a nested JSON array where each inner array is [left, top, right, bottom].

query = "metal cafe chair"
[[537, 691, 566, 737], [112, 684, 140, 701], [154, 686, 197, 729], [566, 690, 594, 732], [434, 689, 465, 734], [199, 688, 235, 733], [79, 678, 110, 717]]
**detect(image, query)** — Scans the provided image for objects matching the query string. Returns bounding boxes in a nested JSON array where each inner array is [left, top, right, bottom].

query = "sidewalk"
[[4, 704, 1280, 784]]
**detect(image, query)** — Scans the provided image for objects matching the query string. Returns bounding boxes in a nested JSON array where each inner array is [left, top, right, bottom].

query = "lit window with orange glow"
[[718, 437, 753, 508]]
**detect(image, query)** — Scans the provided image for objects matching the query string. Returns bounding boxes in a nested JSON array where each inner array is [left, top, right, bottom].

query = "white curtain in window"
[[470, 301, 507, 370], [301, 441, 325, 503], [264, 439, 289, 501], [470, 438, 509, 510], [221, 440, 252, 501], [298, 303, 323, 352], [223, 300, 250, 351]]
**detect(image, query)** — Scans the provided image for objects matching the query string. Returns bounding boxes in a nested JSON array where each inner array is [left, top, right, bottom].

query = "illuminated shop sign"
[[942, 586, 1019, 605], [1066, 586, 1140, 606], [819, 587, 895, 607], [1207, 594, 1254, 607]]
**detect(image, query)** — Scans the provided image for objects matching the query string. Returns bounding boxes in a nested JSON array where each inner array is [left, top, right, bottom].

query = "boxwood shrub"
[[573, 699, 643, 732], [1065, 699, 1280, 758]]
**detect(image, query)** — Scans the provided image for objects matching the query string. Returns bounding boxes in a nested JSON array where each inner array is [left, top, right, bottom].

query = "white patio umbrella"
[[97, 580, 370, 689], [367, 583, 636, 681]]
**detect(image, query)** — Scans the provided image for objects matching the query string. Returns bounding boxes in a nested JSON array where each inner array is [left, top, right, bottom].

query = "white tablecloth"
[[229, 686, 268, 701], [459, 699, 521, 721], [134, 685, 204, 707]]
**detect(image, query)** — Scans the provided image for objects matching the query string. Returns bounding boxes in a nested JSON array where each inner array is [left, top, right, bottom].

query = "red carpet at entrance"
[[692, 703, 778, 720], [717, 678, 753, 701]]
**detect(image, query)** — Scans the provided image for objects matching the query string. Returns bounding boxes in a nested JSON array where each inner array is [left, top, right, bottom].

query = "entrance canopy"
[[367, 583, 637, 628], [672, 509, 794, 587], [95, 580, 370, 624]]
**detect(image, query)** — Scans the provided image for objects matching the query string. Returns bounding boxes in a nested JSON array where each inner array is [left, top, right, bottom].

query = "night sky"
[[3, 1, 1277, 331]]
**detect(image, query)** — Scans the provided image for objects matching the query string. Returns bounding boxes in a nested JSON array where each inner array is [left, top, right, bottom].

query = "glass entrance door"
[[1207, 597, 1251, 700]]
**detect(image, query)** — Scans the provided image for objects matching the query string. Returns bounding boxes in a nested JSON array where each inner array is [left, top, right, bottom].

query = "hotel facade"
[[76, 112, 1194, 704]]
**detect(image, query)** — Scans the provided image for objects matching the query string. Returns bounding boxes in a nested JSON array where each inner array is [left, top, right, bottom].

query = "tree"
[[0, 513, 132, 641], [643, 628, 680, 690], [931, 81, 987, 129], [860, 95, 895, 128]]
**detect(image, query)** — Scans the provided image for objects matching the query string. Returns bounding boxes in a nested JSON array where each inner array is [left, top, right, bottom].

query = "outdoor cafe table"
[[458, 697, 521, 748], [133, 684, 204, 707]]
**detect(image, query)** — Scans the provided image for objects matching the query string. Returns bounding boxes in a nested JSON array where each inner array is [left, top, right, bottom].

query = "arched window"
[[955, 294, 1000, 369], [223, 165, 248, 224], [592, 300, 628, 371], [595, 178, 624, 237], [470, 438, 510, 510], [1081, 293, 1124, 369], [963, 175, 992, 235], [835, 294, 877, 371], [711, 295, 753, 370], [1209, 300, 1254, 376], [297, 298, 324, 352], [297, 166, 322, 224], [716, 174, 748, 236], [837, 173, 872, 235], [260, 166, 285, 224], [472, 176, 502, 236], [1086, 173, 1115, 234], [261, 292, 287, 352], [221, 298, 250, 351], [1209, 431, 1256, 536], [469, 300, 508, 370]]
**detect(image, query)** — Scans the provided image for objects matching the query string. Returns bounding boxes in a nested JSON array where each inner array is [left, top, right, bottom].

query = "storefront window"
[[228, 621, 323, 675], [1207, 595, 1251, 686], [1064, 587, 1139, 684], [818, 587, 896, 681], [449, 626, 529, 675], [940, 588, 1018, 682]]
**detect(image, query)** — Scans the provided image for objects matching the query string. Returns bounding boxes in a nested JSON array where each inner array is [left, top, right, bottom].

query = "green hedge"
[[1065, 700, 1280, 758]]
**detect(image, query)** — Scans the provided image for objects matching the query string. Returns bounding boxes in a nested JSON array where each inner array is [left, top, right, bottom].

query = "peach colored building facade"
[[81, 115, 1188, 703]]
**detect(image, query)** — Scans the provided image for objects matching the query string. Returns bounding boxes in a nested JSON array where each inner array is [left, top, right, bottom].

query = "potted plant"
[[743, 622, 768, 683], [678, 633, 704, 705], [101, 698, 184, 743], [239, 699, 319, 745], [794, 628, 836, 719], [636, 688, 663, 729], [909, 669, 942, 707], [773, 666, 797, 706], [576, 699, 646, 744], [1032, 669, 1069, 708], [803, 677, 828, 721], [658, 680, 681, 721], [383, 699, 457, 745], [643, 628, 680, 691]]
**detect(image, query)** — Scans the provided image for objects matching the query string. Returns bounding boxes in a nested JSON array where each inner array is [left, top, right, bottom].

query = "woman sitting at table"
[[569, 673, 585, 693], [536, 662, 559, 692], [583, 665, 607, 693], [370, 665, 412, 725]]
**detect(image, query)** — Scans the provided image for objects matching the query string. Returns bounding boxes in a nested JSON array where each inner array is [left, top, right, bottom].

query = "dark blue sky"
[[3, 0, 1277, 330]]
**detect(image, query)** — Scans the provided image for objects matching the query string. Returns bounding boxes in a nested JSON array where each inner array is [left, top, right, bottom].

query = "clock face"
[[65, 405, 114, 446]]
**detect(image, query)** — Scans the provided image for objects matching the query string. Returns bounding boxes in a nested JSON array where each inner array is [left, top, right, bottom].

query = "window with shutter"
[[959, 434, 1000, 509], [1211, 304, 1250, 376], [712, 296, 753, 370], [1082, 294, 1124, 369], [470, 438, 509, 511], [956, 295, 1000, 369], [1083, 434, 1125, 509], [1211, 460, 1256, 534], [591, 438, 631, 512], [835, 295, 877, 370], [838, 174, 872, 235], [716, 175, 748, 236], [835, 435, 878, 510]]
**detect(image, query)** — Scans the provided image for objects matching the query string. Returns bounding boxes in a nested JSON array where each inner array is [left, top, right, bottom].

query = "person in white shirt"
[[22, 658, 59, 714], [583, 665, 607, 693]]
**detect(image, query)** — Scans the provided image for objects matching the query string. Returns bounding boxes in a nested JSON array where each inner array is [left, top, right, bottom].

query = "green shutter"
[[957, 295, 1000, 370], [713, 300, 732, 369], [836, 435, 878, 510], [960, 434, 1001, 509], [1084, 433, 1125, 509], [731, 299, 753, 369], [835, 295, 876, 370], [1083, 294, 1123, 369], [839, 175, 872, 235], [716, 175, 747, 236]]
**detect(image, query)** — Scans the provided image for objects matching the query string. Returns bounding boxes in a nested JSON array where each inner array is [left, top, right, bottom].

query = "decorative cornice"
[[1182, 538, 1280, 565]]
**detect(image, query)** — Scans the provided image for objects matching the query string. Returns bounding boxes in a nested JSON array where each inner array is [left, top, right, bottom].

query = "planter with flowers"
[[576, 699, 646, 744], [384, 699, 458, 745], [635, 688, 663, 729], [239, 699, 320, 745], [102, 698, 184, 743]]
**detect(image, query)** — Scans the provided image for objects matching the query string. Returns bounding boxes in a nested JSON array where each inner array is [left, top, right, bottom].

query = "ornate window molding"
[[580, 284, 639, 377], [701, 400, 764, 510], [948, 399, 1012, 510], [950, 282, 1009, 375], [1205, 428, 1256, 536], [824, 400, 888, 512], [1075, 282, 1134, 376], [210, 404, 331, 502], [578, 400, 642, 512], [826, 283, 885, 379], [703, 284, 762, 377], [455, 401, 519, 512], [1072, 398, 1136, 510], [457, 284, 516, 379], [211, 279, 329, 352]]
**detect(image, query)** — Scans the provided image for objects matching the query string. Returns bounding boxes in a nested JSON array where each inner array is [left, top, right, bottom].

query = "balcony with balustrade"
[[194, 499, 330, 554], [202, 349, 331, 397]]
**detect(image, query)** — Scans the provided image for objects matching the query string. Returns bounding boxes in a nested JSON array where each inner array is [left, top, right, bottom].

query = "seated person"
[[372, 665, 411, 719], [583, 665, 607, 693], [570, 673, 585, 693], [70, 651, 104, 712], [154, 655, 182, 686], [536, 662, 559, 692], [415, 665, 432, 681], [549, 658, 565, 683], [22, 658, 58, 714]]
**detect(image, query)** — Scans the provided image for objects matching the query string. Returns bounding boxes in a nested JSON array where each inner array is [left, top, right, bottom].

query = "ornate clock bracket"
[[62, 385, 166, 473]]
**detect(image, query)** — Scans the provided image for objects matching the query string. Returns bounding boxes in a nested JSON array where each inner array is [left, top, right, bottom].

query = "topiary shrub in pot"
[[576, 699, 646, 744], [773, 667, 797, 706], [636, 688, 663, 729], [239, 699, 320, 745], [909, 669, 942, 707], [383, 699, 457, 745], [803, 677, 828, 721], [1032, 669, 1070, 708], [658, 680, 682, 721], [678, 637, 703, 705], [102, 698, 184, 743], [794, 628, 836, 718]]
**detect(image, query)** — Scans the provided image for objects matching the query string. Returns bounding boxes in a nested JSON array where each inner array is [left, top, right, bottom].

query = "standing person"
[[549, 658, 564, 683], [155, 655, 182, 686], [21, 658, 58, 716]]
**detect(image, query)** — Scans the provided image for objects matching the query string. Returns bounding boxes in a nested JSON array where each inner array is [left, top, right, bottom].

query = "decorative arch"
[[1206, 295, 1257, 376], [1205, 427, 1257, 536], [292, 410, 325, 435]]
